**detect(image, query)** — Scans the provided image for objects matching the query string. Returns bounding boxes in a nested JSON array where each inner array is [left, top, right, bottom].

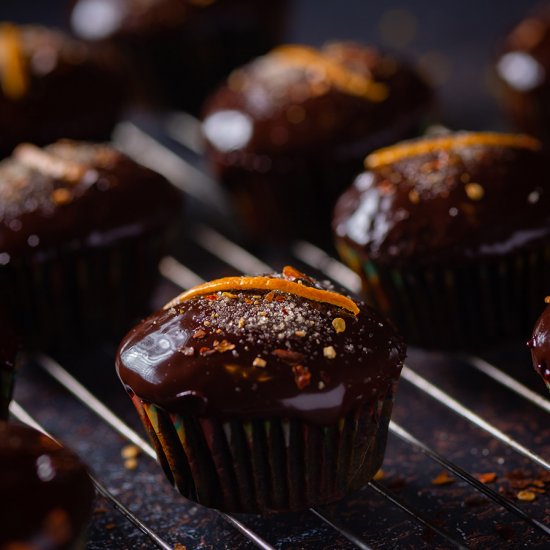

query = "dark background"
[[0, 0, 543, 130]]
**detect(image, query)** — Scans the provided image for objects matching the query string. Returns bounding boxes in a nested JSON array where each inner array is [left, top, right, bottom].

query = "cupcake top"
[[0, 24, 125, 154], [333, 132, 550, 267], [202, 42, 433, 158], [528, 298, 550, 390], [496, 6, 550, 96], [0, 421, 95, 548], [116, 266, 406, 425], [0, 140, 181, 259]]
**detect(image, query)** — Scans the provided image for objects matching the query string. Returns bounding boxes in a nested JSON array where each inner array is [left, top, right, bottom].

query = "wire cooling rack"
[[10, 112, 550, 549]]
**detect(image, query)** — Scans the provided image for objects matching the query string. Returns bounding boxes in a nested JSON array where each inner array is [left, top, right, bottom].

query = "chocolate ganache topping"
[[116, 267, 406, 425], [0, 140, 181, 260], [528, 298, 550, 389], [202, 42, 433, 158], [333, 132, 550, 267], [0, 422, 95, 549]]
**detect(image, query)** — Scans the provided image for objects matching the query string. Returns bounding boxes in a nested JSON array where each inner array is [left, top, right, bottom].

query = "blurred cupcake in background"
[[528, 297, 550, 392], [202, 42, 434, 244], [0, 23, 126, 158], [0, 140, 182, 349], [69, 0, 291, 113], [333, 131, 550, 350], [496, 4, 550, 141]]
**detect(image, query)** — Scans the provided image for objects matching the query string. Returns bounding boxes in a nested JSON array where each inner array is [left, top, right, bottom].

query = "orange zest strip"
[[273, 45, 389, 103], [164, 275, 360, 315], [366, 132, 541, 170], [0, 24, 28, 100]]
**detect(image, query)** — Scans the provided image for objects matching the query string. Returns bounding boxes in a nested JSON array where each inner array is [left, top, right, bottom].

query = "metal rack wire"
[[10, 113, 550, 549]]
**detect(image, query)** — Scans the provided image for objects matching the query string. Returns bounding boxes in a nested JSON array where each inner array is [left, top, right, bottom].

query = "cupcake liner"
[[130, 385, 396, 514], [336, 241, 550, 349], [0, 230, 170, 349]]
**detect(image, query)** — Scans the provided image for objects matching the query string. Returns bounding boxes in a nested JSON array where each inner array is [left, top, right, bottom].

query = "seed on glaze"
[[323, 346, 337, 359], [333, 317, 346, 333], [252, 357, 266, 368]]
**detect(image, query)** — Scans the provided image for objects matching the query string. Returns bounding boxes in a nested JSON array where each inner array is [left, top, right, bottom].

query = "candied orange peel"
[[164, 268, 360, 315], [0, 23, 28, 100], [366, 132, 541, 169], [273, 44, 389, 102]]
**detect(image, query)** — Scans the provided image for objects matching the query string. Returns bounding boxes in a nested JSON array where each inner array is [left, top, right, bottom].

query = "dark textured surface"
[[3, 0, 550, 548]]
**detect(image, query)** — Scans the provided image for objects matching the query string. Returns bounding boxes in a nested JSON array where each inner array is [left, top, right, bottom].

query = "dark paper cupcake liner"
[[0, 231, 169, 349], [336, 241, 550, 349], [131, 386, 396, 514]]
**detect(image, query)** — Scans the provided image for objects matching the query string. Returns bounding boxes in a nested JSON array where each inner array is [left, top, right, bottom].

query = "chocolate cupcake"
[[0, 311, 19, 420], [69, 0, 290, 113], [202, 42, 434, 243], [333, 132, 550, 350], [0, 23, 125, 158], [116, 266, 405, 513], [528, 298, 550, 391], [0, 421, 95, 549], [0, 140, 181, 348], [496, 5, 550, 141]]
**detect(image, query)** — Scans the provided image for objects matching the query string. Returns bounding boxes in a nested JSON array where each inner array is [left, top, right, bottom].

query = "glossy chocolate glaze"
[[0, 140, 181, 259], [203, 42, 433, 159], [117, 270, 406, 426], [496, 5, 550, 139], [0, 24, 126, 157], [0, 422, 95, 549], [528, 301, 550, 387], [333, 132, 550, 267]]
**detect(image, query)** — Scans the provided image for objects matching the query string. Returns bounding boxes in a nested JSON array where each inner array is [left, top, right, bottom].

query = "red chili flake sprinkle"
[[477, 472, 497, 484], [265, 291, 276, 302], [431, 471, 455, 486], [193, 329, 206, 339], [292, 365, 311, 389], [199, 347, 215, 356], [214, 340, 236, 353], [282, 307, 289, 315], [272, 349, 306, 364], [275, 295, 286, 302], [283, 265, 307, 280], [206, 294, 218, 301]]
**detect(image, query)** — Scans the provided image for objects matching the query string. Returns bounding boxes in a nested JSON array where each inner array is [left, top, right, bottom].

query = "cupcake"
[[0, 140, 182, 348], [333, 132, 550, 350], [496, 5, 550, 141], [0, 311, 18, 420], [116, 266, 406, 513], [0, 421, 95, 549], [202, 42, 434, 243], [69, 0, 290, 113], [528, 297, 550, 391], [0, 23, 126, 158]]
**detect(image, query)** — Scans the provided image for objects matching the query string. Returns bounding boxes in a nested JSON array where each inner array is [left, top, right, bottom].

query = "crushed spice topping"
[[332, 317, 346, 333], [323, 346, 337, 359], [252, 357, 266, 368]]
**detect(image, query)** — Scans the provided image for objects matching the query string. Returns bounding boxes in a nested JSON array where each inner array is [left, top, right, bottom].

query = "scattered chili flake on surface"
[[193, 329, 206, 339], [206, 294, 218, 301], [373, 469, 385, 481], [431, 471, 455, 486], [124, 458, 138, 470], [295, 330, 306, 337], [477, 472, 497, 484], [253, 357, 266, 368], [283, 265, 307, 280], [332, 317, 346, 333], [121, 444, 140, 460], [293, 365, 311, 389], [517, 490, 536, 502], [199, 347, 215, 356], [222, 292, 237, 299], [323, 345, 336, 359], [265, 291, 276, 302]]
